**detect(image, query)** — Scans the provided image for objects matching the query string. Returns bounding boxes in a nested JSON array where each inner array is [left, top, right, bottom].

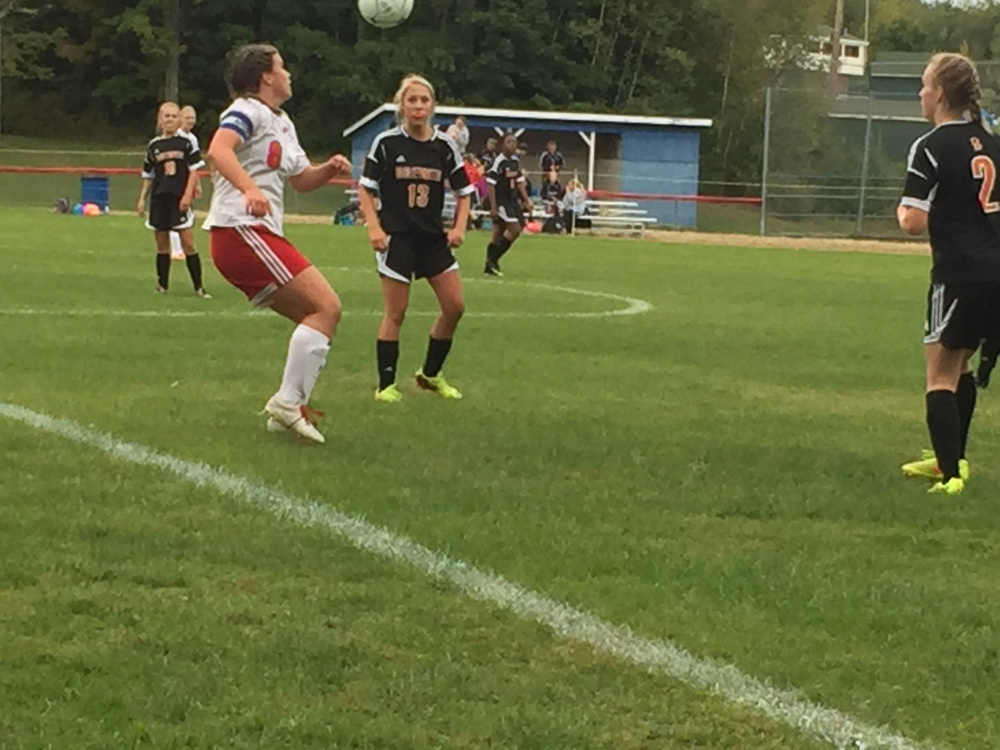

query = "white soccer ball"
[[357, 0, 414, 29]]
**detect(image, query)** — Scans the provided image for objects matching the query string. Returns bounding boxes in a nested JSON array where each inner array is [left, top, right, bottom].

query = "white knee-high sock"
[[275, 324, 331, 405]]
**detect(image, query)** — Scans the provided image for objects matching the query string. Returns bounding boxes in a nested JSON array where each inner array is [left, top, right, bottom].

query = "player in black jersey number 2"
[[898, 53, 1000, 495], [358, 74, 475, 403]]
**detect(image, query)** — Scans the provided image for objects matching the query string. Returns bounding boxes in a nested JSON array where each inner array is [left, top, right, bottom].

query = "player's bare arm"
[[447, 194, 471, 248], [897, 204, 928, 235], [208, 128, 270, 217], [136, 178, 151, 216], [288, 155, 352, 193], [358, 185, 388, 251]]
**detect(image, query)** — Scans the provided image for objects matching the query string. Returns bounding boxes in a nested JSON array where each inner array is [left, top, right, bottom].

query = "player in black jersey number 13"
[[358, 74, 475, 403], [897, 52, 1000, 495]]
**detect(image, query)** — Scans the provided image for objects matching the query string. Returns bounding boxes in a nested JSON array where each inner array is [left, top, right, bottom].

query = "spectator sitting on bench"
[[560, 177, 589, 232], [539, 169, 563, 213]]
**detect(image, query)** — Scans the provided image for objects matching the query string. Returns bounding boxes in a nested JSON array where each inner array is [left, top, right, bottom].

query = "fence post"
[[759, 86, 772, 236], [855, 91, 873, 236]]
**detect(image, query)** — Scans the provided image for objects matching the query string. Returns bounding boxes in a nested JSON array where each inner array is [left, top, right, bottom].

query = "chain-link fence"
[[760, 85, 934, 238]]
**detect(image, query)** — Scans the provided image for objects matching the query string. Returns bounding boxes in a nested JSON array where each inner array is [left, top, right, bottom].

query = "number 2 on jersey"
[[407, 183, 430, 209], [972, 155, 1000, 213]]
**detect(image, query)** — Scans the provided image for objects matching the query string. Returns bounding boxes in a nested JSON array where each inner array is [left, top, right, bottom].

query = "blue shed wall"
[[349, 115, 705, 229], [620, 128, 700, 228], [350, 114, 398, 182]]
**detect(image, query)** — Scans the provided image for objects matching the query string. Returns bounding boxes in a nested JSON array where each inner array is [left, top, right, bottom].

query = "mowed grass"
[[1, 206, 999, 749]]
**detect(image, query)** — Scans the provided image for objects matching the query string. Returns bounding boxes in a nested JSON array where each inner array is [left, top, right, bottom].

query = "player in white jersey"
[[205, 43, 350, 445]]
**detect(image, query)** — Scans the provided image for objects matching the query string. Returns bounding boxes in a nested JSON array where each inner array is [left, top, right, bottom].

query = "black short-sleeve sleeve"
[[901, 136, 939, 212]]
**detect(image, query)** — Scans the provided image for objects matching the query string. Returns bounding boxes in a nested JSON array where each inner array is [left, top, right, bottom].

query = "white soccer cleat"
[[263, 396, 325, 444]]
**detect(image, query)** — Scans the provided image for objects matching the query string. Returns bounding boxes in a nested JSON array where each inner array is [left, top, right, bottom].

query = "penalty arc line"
[[0, 402, 934, 750], [0, 282, 653, 320]]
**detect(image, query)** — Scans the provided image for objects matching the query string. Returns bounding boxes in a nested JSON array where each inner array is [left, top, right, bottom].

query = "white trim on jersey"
[[367, 128, 402, 162], [236, 225, 293, 284], [434, 131, 465, 175], [900, 196, 932, 212], [359, 176, 380, 191], [454, 184, 476, 197]]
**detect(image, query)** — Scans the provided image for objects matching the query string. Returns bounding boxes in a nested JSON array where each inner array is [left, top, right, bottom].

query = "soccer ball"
[[357, 0, 414, 29]]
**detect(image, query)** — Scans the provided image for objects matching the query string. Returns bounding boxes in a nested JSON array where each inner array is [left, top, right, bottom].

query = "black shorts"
[[147, 193, 193, 232], [376, 232, 457, 284], [496, 201, 525, 226], [924, 281, 1000, 350]]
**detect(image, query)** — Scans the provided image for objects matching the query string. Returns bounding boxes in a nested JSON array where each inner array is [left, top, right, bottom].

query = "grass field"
[[1, 205, 999, 749]]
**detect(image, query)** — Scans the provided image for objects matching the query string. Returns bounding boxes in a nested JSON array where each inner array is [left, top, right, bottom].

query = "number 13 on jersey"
[[407, 183, 429, 208], [972, 155, 1000, 214]]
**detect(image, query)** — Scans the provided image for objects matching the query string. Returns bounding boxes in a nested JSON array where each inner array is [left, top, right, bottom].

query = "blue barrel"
[[80, 176, 110, 210]]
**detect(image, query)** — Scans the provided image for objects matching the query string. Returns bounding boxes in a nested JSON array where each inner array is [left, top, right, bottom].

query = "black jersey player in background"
[[484, 134, 533, 277], [358, 74, 475, 403], [136, 101, 209, 297], [898, 52, 1000, 495]]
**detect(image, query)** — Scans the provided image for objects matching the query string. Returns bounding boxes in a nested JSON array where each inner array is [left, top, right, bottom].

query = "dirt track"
[[122, 210, 929, 257]]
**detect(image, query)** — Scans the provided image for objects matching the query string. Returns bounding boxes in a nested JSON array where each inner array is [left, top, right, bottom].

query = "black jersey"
[[903, 120, 1000, 283], [360, 127, 475, 235], [142, 134, 203, 197], [486, 154, 526, 206]]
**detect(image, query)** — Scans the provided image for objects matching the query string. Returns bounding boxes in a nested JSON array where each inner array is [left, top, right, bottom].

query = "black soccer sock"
[[976, 339, 1000, 387], [156, 253, 171, 289], [376, 339, 400, 391], [486, 243, 499, 266], [926, 389, 961, 480], [422, 337, 453, 378], [495, 236, 513, 260], [185, 253, 204, 290], [956, 372, 978, 459]]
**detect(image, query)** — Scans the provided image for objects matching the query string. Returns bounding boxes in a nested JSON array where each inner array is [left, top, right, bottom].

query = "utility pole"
[[164, 0, 180, 102], [828, 0, 845, 94]]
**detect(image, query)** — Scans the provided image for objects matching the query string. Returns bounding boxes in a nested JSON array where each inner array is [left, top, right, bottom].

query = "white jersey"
[[204, 97, 310, 236]]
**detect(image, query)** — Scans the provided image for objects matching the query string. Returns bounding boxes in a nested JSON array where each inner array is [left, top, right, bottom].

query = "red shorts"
[[210, 225, 312, 306]]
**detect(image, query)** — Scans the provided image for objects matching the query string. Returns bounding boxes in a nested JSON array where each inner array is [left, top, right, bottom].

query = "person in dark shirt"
[[898, 52, 1000, 495], [136, 101, 209, 297], [539, 169, 563, 212], [478, 137, 499, 169], [484, 134, 532, 276], [539, 139, 565, 174], [358, 74, 475, 403]]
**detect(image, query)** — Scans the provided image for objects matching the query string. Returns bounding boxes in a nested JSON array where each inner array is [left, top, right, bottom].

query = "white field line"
[[0, 280, 652, 320], [0, 401, 933, 750]]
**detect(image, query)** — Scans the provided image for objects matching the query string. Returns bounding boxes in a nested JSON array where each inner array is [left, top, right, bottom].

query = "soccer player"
[[168, 105, 207, 272], [484, 133, 532, 277], [357, 74, 474, 403], [897, 52, 1000, 495], [136, 101, 210, 297], [205, 43, 351, 444]]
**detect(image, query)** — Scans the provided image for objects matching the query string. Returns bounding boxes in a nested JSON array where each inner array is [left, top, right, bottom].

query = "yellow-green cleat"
[[374, 383, 404, 403], [415, 368, 462, 399], [901, 450, 970, 481], [928, 477, 965, 495]]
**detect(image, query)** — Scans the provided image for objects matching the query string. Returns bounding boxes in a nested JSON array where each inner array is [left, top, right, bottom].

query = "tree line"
[[3, 0, 999, 188]]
